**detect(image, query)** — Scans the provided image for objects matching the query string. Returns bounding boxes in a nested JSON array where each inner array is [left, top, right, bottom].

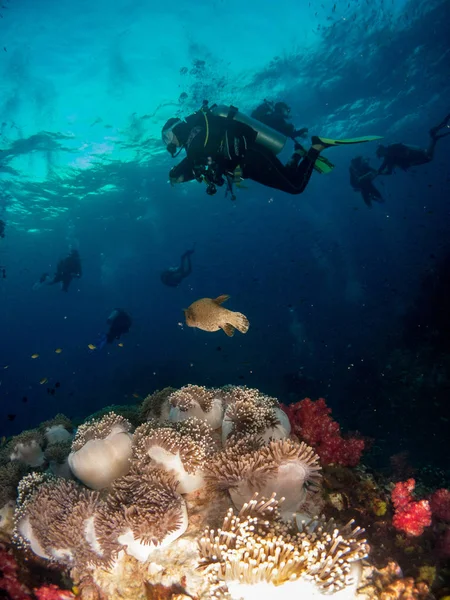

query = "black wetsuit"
[[169, 111, 320, 196], [349, 158, 383, 208], [378, 113, 450, 175], [106, 309, 132, 343], [161, 249, 194, 287], [0, 219, 5, 238], [378, 143, 432, 175], [48, 250, 82, 292]]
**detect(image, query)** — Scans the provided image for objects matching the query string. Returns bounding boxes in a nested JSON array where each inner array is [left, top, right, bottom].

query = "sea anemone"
[[219, 386, 290, 445], [39, 414, 73, 445], [132, 418, 216, 493], [95, 464, 188, 563], [8, 429, 45, 468], [13, 476, 103, 568], [168, 384, 224, 429], [139, 387, 175, 422], [44, 440, 73, 479], [206, 438, 322, 519], [198, 493, 368, 599], [68, 412, 133, 489]]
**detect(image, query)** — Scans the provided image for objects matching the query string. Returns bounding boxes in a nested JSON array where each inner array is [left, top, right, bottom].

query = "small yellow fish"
[[118, 342, 124, 347], [39, 377, 48, 385], [31, 353, 40, 359], [55, 348, 63, 354], [88, 344, 96, 350], [132, 393, 141, 399], [184, 295, 250, 337]]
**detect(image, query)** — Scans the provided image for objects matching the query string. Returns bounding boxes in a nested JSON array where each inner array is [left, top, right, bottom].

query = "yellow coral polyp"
[[418, 565, 436, 586], [372, 498, 387, 516]]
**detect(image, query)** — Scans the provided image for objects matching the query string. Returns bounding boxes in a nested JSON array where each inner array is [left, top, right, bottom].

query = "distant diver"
[[97, 309, 132, 349], [376, 112, 450, 175], [349, 156, 384, 208], [0, 219, 5, 238], [251, 100, 308, 140], [162, 101, 381, 198], [35, 248, 82, 292], [161, 246, 195, 287]]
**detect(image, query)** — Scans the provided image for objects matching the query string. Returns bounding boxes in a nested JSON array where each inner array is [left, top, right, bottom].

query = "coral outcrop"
[[3, 384, 446, 600]]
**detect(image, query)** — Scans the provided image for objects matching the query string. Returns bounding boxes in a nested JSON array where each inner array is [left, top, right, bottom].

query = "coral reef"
[[1, 384, 448, 599], [68, 412, 133, 489], [168, 384, 224, 429], [95, 464, 188, 563], [361, 561, 431, 600], [34, 584, 76, 599], [220, 386, 290, 444], [139, 387, 175, 422], [429, 488, 450, 522], [44, 440, 73, 479], [198, 493, 368, 598], [205, 438, 322, 519], [391, 480, 432, 537], [132, 418, 216, 493], [7, 429, 46, 468], [283, 397, 365, 467], [0, 544, 32, 599], [39, 414, 73, 445], [13, 475, 102, 568]]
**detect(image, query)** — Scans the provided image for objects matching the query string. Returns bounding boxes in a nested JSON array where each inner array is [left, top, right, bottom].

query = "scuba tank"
[[209, 104, 288, 155]]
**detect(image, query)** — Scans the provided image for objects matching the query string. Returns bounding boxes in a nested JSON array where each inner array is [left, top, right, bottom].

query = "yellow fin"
[[214, 295, 230, 305], [221, 323, 235, 337]]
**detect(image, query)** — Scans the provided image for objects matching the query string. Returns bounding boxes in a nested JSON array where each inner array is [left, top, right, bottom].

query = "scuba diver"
[[35, 249, 82, 292], [377, 112, 450, 175], [161, 246, 195, 287], [95, 309, 132, 350], [251, 100, 308, 140], [349, 156, 384, 208], [162, 101, 381, 198], [105, 309, 132, 344]]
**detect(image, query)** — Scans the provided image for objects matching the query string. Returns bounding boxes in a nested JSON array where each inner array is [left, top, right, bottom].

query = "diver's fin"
[[314, 155, 335, 174], [293, 146, 334, 174], [221, 323, 235, 337], [312, 135, 383, 148], [214, 294, 230, 305]]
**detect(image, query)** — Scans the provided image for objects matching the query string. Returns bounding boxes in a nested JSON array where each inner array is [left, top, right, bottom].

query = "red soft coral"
[[34, 584, 75, 599], [0, 546, 32, 600], [429, 488, 450, 522], [282, 397, 365, 467], [391, 479, 432, 537]]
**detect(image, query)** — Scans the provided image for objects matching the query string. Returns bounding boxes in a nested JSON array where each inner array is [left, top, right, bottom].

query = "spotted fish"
[[183, 295, 249, 337]]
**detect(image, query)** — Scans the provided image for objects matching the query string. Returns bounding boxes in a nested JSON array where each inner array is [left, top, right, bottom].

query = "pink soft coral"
[[391, 479, 432, 537], [282, 397, 365, 467]]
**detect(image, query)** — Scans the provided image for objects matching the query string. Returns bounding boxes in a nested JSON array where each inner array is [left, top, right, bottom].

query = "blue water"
[[1, 0, 449, 474]]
